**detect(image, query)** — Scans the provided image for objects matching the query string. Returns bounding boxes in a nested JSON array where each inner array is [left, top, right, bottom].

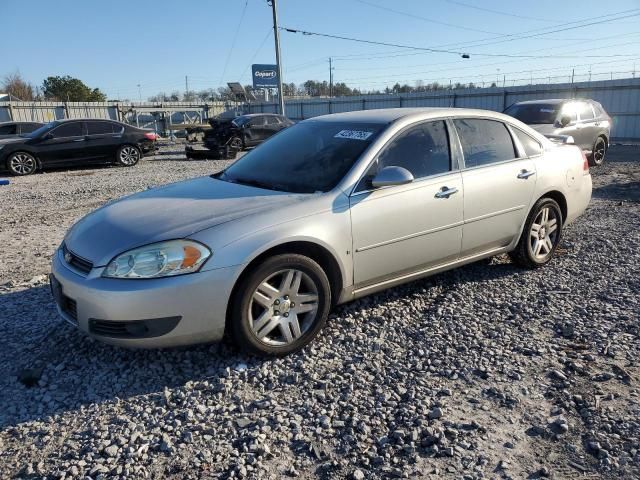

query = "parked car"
[[504, 99, 611, 166], [0, 119, 156, 175], [51, 108, 592, 356], [185, 113, 293, 159], [0, 121, 44, 139]]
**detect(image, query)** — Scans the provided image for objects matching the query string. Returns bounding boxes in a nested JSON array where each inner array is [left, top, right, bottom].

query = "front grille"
[[62, 244, 93, 274], [62, 296, 77, 320], [90, 320, 130, 337]]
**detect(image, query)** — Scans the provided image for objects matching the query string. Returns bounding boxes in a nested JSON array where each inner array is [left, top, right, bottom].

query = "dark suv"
[[504, 99, 611, 166], [0, 119, 156, 175]]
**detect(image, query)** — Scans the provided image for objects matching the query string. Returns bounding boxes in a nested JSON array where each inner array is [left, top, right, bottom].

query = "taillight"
[[144, 132, 157, 141], [581, 150, 589, 173]]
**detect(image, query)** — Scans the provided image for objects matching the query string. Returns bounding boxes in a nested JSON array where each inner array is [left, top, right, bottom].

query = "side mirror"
[[558, 115, 572, 127], [371, 166, 414, 188], [43, 132, 54, 140]]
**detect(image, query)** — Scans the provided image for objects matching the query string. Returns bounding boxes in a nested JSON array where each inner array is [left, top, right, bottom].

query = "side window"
[[248, 117, 265, 127], [577, 102, 595, 121], [560, 104, 578, 124], [0, 124, 17, 135], [51, 122, 84, 138], [513, 128, 543, 157], [21, 123, 41, 133], [375, 120, 451, 180], [453, 119, 516, 168], [265, 116, 279, 125], [87, 121, 115, 135]]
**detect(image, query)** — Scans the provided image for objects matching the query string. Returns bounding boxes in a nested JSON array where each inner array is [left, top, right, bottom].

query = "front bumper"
[[50, 248, 243, 348]]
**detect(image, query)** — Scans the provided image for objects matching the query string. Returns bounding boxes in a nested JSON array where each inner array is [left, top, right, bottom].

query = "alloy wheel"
[[593, 138, 606, 165], [248, 269, 319, 346], [529, 206, 559, 261], [10, 153, 36, 175], [119, 146, 140, 165], [230, 137, 242, 150]]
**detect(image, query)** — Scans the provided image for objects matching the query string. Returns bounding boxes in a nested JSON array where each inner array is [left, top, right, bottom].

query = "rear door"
[[350, 119, 463, 286], [575, 102, 598, 151], [264, 115, 284, 138], [244, 116, 267, 145], [36, 121, 86, 167], [454, 118, 538, 256], [85, 121, 120, 162]]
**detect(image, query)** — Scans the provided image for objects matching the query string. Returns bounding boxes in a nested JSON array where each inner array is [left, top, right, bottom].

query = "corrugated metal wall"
[[247, 77, 640, 141]]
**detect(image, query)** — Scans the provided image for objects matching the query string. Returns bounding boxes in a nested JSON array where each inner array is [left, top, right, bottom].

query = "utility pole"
[[571, 68, 575, 86], [137, 84, 141, 102], [268, 0, 285, 115], [329, 57, 333, 97], [185, 76, 189, 99]]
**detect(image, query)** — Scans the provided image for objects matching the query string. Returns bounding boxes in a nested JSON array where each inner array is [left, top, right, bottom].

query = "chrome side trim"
[[463, 205, 525, 225], [352, 246, 508, 296], [355, 221, 464, 252]]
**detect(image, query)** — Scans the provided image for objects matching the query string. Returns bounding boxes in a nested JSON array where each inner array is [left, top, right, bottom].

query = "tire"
[[509, 198, 563, 269], [7, 152, 37, 176], [116, 145, 141, 167], [230, 254, 331, 357], [229, 136, 243, 151], [589, 136, 607, 166]]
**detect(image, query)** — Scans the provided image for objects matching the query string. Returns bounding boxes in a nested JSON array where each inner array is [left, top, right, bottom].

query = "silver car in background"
[[504, 99, 611, 166], [50, 108, 592, 356]]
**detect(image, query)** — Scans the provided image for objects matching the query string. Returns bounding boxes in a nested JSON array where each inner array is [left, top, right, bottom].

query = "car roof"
[[511, 98, 595, 106], [240, 113, 282, 118], [303, 107, 518, 125], [0, 121, 43, 125]]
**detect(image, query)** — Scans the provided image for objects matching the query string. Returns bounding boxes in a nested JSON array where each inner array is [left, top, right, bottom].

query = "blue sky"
[[3, 0, 639, 99]]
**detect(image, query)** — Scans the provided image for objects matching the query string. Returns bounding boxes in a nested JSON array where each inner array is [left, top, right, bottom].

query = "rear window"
[[87, 121, 115, 135], [504, 103, 560, 124], [454, 119, 517, 168]]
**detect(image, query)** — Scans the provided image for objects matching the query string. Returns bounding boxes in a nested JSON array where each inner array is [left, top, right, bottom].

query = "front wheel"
[[116, 145, 141, 167], [8, 152, 37, 176], [509, 198, 563, 269], [230, 254, 331, 357], [589, 137, 606, 166]]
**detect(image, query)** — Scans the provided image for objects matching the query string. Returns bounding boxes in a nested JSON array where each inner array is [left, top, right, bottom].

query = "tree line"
[[2, 72, 107, 101]]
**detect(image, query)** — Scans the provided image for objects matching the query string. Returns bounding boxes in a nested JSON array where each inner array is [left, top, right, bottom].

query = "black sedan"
[[0, 121, 44, 139], [0, 119, 157, 176]]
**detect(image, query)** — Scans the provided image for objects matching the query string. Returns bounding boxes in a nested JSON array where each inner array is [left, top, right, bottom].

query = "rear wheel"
[[116, 145, 141, 167], [7, 152, 37, 176], [230, 254, 331, 357], [229, 136, 243, 150], [589, 137, 606, 166], [509, 198, 563, 269]]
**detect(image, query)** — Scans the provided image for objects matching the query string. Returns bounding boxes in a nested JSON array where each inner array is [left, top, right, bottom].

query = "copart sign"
[[252, 64, 279, 89]]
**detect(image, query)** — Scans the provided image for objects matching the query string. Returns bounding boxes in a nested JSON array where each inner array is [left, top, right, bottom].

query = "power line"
[[444, 0, 556, 22], [281, 21, 640, 60], [238, 28, 273, 82], [218, 0, 250, 85]]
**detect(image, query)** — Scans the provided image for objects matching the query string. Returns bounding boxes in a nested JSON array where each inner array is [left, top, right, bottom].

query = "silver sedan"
[[50, 108, 592, 356]]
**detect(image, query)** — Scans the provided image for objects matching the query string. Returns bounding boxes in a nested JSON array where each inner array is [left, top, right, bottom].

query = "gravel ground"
[[0, 144, 638, 479]]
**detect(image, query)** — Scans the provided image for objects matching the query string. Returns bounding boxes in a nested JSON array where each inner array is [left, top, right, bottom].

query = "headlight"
[[103, 240, 211, 279]]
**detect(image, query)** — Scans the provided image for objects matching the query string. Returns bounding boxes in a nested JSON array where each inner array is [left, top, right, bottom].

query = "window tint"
[[513, 128, 543, 157], [504, 103, 559, 124], [22, 123, 41, 133], [51, 122, 83, 138], [375, 121, 450, 181], [0, 124, 17, 135], [87, 121, 114, 135], [577, 102, 595, 121], [454, 119, 516, 168], [247, 116, 265, 127], [265, 116, 280, 125]]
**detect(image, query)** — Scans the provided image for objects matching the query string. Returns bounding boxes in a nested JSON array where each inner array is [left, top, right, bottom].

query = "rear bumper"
[[566, 173, 592, 226], [50, 247, 243, 348]]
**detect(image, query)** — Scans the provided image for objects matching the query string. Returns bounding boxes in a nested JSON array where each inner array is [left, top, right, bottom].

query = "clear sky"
[[3, 0, 639, 100]]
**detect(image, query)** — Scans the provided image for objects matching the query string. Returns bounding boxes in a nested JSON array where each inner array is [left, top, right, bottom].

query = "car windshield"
[[504, 104, 560, 124], [231, 116, 249, 127], [25, 122, 57, 138], [219, 121, 383, 193]]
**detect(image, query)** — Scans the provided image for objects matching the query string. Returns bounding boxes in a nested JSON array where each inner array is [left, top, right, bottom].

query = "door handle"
[[517, 169, 536, 179], [435, 186, 459, 198], [73, 138, 85, 142]]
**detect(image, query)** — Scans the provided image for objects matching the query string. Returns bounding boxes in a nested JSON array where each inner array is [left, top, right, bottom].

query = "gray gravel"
[[0, 144, 638, 479]]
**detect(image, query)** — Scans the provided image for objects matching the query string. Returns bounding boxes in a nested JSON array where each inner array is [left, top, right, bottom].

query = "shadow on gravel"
[[593, 181, 640, 202], [0, 258, 523, 429]]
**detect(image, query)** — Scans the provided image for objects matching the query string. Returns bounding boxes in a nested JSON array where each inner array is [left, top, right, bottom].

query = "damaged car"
[[185, 113, 293, 159]]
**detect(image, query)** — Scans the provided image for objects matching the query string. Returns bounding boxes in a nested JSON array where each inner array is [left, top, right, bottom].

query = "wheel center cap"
[[539, 227, 546, 239], [278, 299, 291, 314]]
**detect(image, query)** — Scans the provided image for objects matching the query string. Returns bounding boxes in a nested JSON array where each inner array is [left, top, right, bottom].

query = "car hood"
[[0, 136, 27, 145], [64, 176, 308, 266]]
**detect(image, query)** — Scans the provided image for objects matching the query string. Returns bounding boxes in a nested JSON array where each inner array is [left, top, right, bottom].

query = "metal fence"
[[0, 101, 229, 135], [246, 77, 640, 141]]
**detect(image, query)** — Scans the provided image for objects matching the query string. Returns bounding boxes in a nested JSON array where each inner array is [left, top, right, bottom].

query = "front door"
[[350, 120, 463, 287], [37, 121, 87, 167], [452, 118, 538, 256]]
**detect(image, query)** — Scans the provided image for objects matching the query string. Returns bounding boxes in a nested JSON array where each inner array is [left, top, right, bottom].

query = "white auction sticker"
[[334, 129, 374, 140]]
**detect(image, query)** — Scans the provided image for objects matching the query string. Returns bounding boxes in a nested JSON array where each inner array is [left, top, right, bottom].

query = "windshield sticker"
[[540, 108, 556, 113], [334, 129, 374, 140]]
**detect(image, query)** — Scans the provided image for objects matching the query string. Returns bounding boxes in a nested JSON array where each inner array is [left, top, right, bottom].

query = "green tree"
[[41, 75, 107, 101]]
